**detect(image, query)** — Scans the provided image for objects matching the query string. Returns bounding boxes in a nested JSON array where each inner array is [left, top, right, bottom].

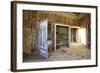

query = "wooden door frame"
[[70, 26, 80, 43], [54, 24, 70, 51]]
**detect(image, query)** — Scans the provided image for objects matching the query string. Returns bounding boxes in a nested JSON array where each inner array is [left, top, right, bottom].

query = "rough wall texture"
[[79, 14, 91, 48]]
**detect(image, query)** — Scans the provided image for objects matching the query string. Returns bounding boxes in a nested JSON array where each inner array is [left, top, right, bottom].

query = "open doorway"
[[70, 27, 80, 43], [55, 24, 69, 51]]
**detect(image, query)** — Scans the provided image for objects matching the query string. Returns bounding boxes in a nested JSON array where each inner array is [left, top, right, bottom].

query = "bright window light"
[[79, 28, 86, 45]]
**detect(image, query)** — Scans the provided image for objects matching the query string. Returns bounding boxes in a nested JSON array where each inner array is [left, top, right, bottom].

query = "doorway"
[[70, 27, 80, 43], [55, 24, 69, 51]]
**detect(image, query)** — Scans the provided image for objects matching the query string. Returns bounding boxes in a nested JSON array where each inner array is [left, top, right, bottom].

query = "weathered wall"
[[36, 11, 79, 26], [23, 10, 31, 54], [79, 14, 91, 48], [23, 10, 40, 54]]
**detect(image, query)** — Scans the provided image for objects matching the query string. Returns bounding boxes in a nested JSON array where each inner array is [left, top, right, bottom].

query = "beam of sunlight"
[[79, 28, 86, 45]]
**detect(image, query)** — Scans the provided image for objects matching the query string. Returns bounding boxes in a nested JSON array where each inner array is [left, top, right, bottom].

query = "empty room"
[[23, 10, 91, 62]]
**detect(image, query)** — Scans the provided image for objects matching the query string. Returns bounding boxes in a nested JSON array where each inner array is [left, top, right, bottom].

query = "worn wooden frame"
[[54, 24, 70, 51], [11, 1, 98, 72]]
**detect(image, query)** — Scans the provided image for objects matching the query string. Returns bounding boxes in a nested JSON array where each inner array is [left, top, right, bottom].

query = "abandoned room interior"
[[23, 10, 91, 62]]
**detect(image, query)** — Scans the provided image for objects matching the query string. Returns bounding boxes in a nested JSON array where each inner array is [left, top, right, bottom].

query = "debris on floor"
[[23, 43, 91, 62], [48, 43, 91, 61]]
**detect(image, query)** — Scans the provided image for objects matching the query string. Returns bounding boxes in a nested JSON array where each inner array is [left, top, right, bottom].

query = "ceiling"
[[40, 11, 89, 20]]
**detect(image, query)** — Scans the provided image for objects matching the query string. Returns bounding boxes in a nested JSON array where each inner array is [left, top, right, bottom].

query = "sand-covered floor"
[[48, 43, 91, 61], [23, 43, 91, 62]]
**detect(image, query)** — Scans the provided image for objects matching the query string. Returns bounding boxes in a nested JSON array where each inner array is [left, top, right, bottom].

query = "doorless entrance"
[[70, 26, 80, 43], [55, 24, 69, 51]]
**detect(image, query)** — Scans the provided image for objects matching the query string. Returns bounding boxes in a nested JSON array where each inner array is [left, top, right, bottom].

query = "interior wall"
[[23, 10, 31, 54], [23, 10, 40, 54], [37, 11, 79, 26], [79, 14, 91, 48]]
